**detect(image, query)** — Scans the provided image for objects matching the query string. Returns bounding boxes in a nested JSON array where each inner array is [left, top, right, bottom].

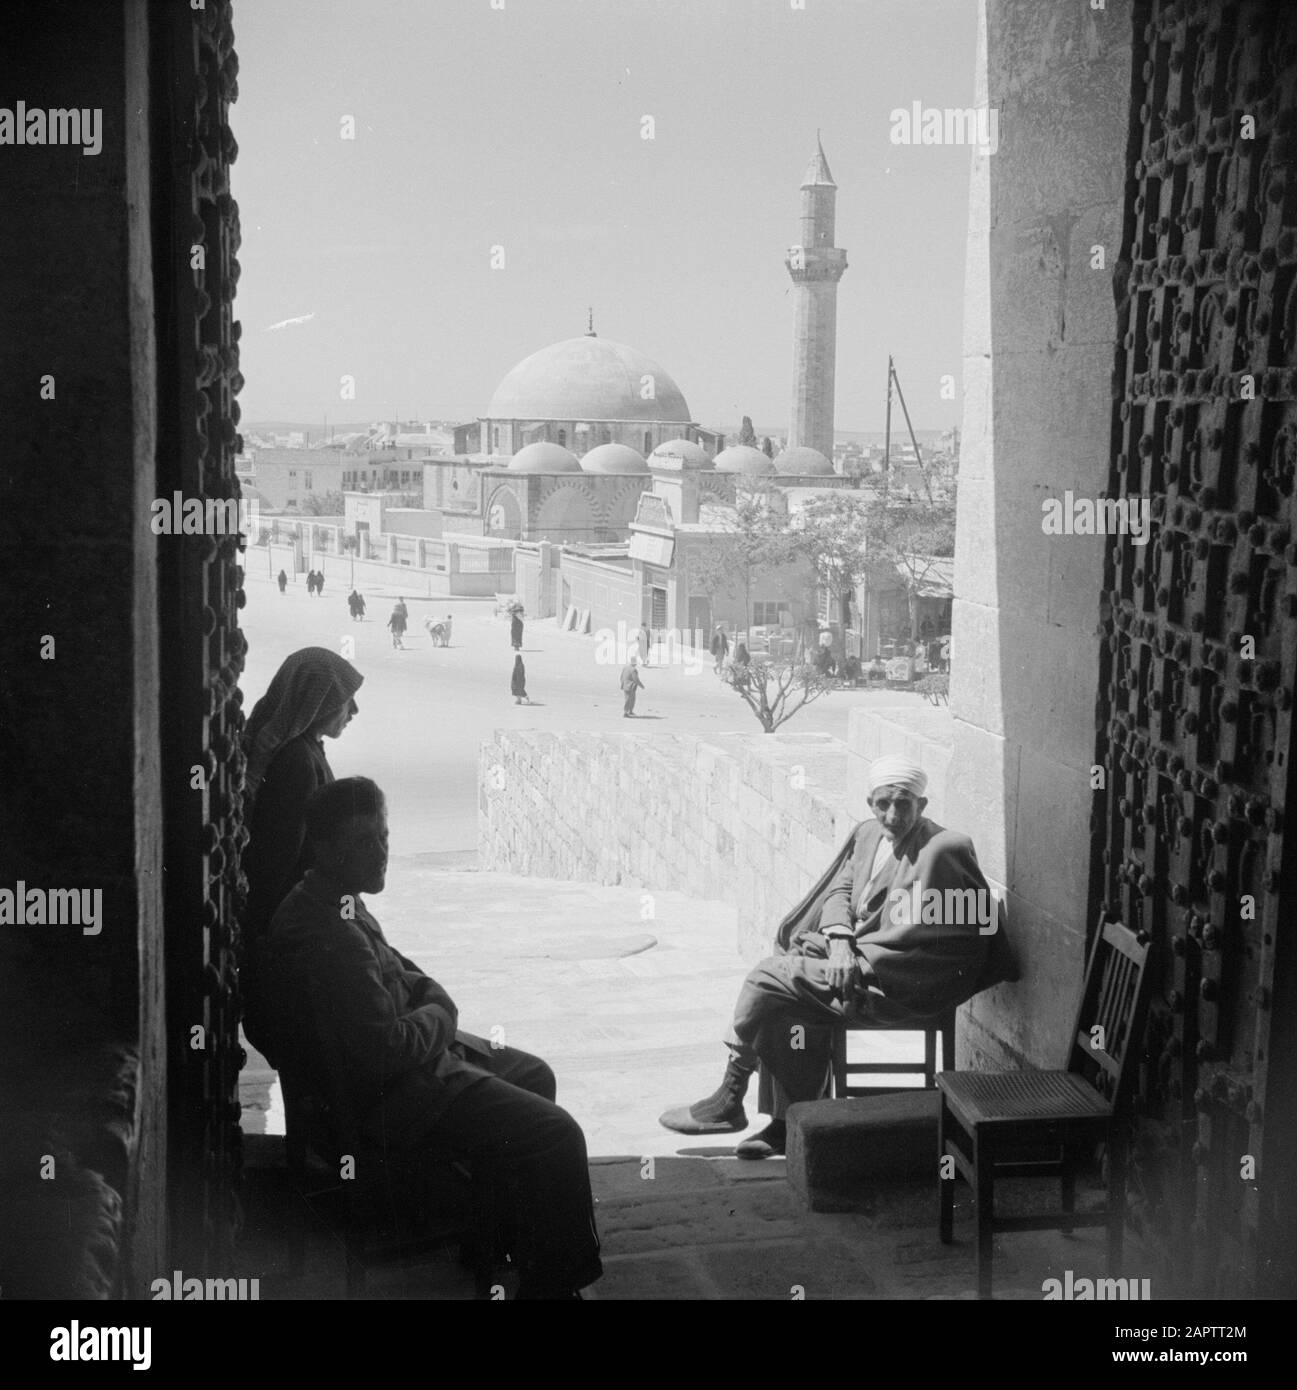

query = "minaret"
[[785, 135, 847, 458]]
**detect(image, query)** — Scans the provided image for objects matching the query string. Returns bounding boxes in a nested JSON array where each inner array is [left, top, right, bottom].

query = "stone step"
[[786, 1091, 942, 1212]]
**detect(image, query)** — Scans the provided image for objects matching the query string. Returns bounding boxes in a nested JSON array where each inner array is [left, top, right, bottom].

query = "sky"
[[230, 0, 978, 434]]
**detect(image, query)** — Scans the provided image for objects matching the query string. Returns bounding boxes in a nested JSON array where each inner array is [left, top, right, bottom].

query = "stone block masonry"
[[479, 731, 856, 961]]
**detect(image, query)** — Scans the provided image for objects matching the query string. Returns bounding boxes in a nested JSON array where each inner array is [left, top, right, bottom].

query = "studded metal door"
[[1094, 0, 1297, 1299], [155, 0, 248, 1274]]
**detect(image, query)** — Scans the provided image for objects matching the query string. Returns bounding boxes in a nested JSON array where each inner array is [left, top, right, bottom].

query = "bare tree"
[[723, 656, 835, 732]]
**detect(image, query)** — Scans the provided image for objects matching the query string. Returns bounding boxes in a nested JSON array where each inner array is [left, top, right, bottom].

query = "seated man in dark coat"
[[659, 754, 1018, 1158], [266, 776, 602, 1299]]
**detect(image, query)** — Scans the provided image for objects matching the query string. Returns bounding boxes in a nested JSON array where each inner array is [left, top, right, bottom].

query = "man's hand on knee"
[[824, 937, 857, 992]]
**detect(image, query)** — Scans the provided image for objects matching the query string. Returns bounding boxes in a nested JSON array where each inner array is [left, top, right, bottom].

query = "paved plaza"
[[237, 567, 902, 856]]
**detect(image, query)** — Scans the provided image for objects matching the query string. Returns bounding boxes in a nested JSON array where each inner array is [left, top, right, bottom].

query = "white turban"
[[866, 754, 928, 797]]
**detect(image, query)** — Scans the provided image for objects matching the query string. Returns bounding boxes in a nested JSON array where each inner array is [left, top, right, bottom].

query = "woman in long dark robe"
[[511, 654, 529, 704], [510, 610, 524, 650], [239, 647, 363, 1058]]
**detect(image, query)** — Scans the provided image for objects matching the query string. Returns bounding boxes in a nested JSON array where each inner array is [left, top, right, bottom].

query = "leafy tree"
[[789, 491, 957, 646], [301, 490, 345, 515], [761, 436, 774, 458], [788, 492, 876, 639], [863, 497, 956, 641], [737, 415, 757, 447], [723, 654, 835, 733], [686, 482, 804, 635], [915, 671, 949, 705]]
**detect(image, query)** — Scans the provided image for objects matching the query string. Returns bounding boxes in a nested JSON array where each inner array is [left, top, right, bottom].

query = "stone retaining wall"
[[479, 730, 857, 960]]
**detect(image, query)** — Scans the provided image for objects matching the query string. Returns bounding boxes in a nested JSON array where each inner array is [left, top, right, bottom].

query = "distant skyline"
[[241, 420, 951, 447], [231, 0, 977, 434]]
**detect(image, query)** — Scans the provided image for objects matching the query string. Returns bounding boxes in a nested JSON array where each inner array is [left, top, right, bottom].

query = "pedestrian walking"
[[710, 624, 729, 675], [620, 656, 644, 717], [441, 614, 453, 647], [277, 569, 287, 594], [316, 571, 325, 597], [636, 623, 652, 666], [511, 608, 524, 651], [511, 653, 530, 704], [387, 603, 407, 650], [395, 596, 408, 622], [306, 571, 316, 597]]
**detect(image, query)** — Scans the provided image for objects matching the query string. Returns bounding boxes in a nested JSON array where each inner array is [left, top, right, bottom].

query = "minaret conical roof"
[[800, 133, 836, 188]]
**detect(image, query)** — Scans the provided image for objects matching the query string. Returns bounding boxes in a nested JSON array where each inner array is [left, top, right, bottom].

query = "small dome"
[[714, 445, 776, 475], [773, 445, 834, 476], [580, 443, 648, 474], [648, 438, 711, 470], [508, 441, 582, 473]]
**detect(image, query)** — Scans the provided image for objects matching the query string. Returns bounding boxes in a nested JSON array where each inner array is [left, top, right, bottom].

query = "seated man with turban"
[[659, 754, 1017, 1158]]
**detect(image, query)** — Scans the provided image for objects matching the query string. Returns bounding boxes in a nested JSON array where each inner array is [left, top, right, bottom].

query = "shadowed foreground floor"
[[235, 1141, 1139, 1300], [235, 863, 1152, 1300]]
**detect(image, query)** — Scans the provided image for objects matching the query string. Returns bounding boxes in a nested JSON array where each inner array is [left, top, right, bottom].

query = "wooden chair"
[[936, 913, 1155, 1298], [831, 889, 1006, 1097], [281, 1063, 498, 1298], [831, 1008, 955, 1096]]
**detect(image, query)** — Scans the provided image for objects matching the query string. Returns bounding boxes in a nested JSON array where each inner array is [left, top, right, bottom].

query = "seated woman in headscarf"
[[239, 646, 363, 1059]]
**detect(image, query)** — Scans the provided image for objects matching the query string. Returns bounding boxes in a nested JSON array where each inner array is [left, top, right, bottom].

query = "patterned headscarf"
[[242, 647, 363, 805]]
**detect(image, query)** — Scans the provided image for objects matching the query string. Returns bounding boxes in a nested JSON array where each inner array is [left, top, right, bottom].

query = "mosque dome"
[[507, 441, 582, 473], [486, 336, 692, 423], [773, 445, 834, 476], [714, 445, 777, 475], [580, 443, 648, 474], [648, 438, 712, 470]]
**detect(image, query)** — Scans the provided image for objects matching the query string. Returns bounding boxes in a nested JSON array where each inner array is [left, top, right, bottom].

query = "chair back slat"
[[1095, 953, 1132, 1052], [1092, 951, 1121, 1047], [1068, 915, 1153, 1103]]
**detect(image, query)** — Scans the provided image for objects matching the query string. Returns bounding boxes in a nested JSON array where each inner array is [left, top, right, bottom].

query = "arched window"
[[644, 431, 652, 455], [557, 429, 567, 447], [602, 428, 611, 445]]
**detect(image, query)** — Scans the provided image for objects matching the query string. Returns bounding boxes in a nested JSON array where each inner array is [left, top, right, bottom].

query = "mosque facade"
[[473, 332, 712, 460], [421, 330, 728, 544], [415, 141, 849, 550]]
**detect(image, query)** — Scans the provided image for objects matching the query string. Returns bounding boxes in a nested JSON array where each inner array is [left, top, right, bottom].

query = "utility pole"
[[889, 361, 933, 503], [883, 355, 893, 503]]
